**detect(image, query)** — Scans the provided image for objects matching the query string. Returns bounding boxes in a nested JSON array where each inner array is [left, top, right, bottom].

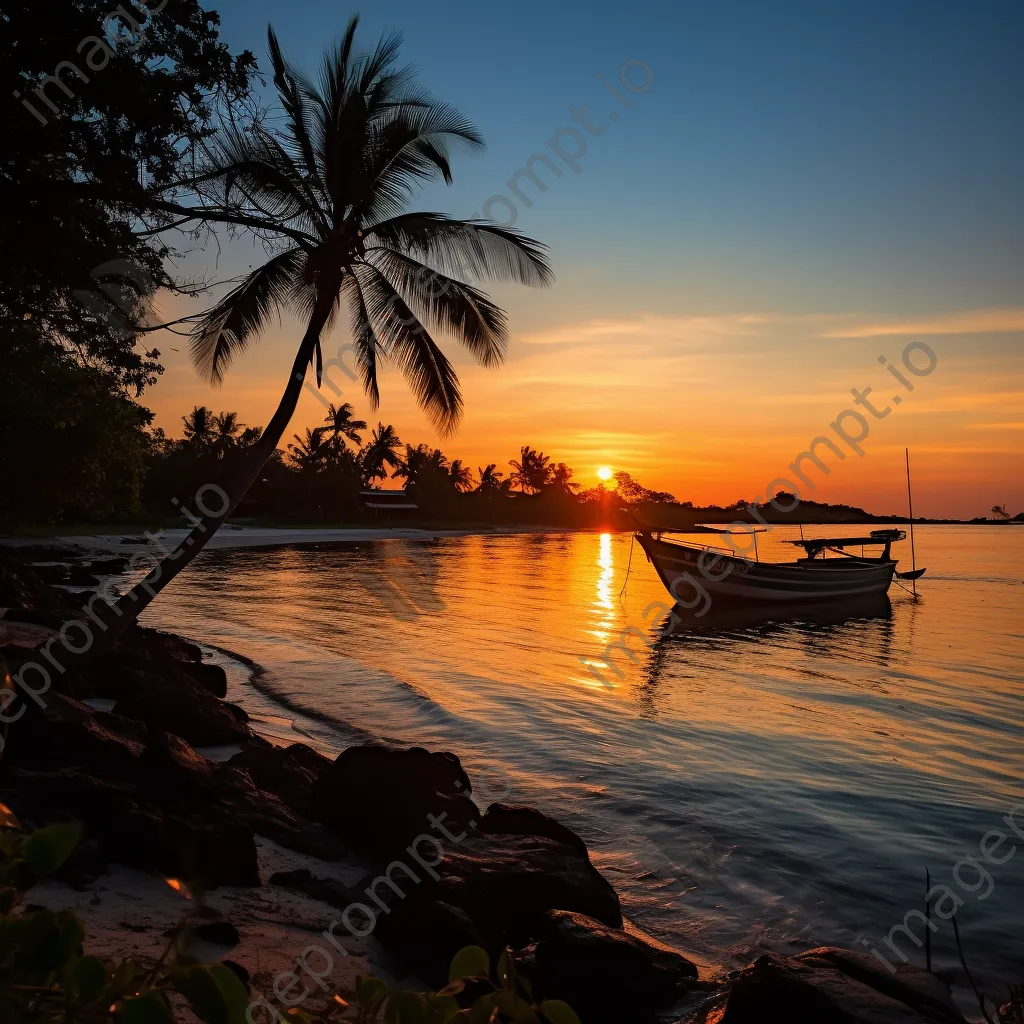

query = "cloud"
[[518, 313, 777, 346], [821, 307, 1024, 339]]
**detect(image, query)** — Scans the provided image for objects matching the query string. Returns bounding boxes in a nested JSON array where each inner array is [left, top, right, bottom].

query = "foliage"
[[0, 809, 251, 1024], [1, 0, 256, 394], [611, 472, 676, 505], [0, 330, 153, 526], [508, 447, 552, 494], [0, 808, 580, 1024], [285, 945, 581, 1024], [169, 16, 551, 435]]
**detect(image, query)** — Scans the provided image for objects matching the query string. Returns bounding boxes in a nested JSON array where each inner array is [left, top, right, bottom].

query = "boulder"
[[1, 766, 260, 888], [370, 830, 622, 983], [526, 910, 697, 1021], [180, 661, 228, 698], [4, 692, 145, 777], [717, 947, 966, 1024], [311, 744, 476, 851], [106, 663, 251, 747], [480, 803, 590, 858], [229, 741, 332, 817]]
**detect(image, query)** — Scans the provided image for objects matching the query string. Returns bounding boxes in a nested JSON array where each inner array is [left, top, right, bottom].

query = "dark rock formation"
[[523, 909, 697, 1021], [312, 744, 476, 851], [372, 829, 622, 984], [715, 947, 966, 1024], [479, 802, 590, 858], [229, 740, 333, 818]]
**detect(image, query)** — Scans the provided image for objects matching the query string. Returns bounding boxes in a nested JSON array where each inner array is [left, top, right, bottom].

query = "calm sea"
[[142, 525, 1023, 999]]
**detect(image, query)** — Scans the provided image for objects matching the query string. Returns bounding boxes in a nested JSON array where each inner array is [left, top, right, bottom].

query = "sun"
[[596, 466, 613, 481]]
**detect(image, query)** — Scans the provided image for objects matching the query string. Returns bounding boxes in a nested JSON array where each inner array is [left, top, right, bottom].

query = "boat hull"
[[637, 533, 897, 607]]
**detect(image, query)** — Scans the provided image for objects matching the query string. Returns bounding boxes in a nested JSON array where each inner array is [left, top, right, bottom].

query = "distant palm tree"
[[361, 423, 404, 484], [212, 411, 245, 456], [288, 427, 333, 472], [238, 425, 263, 448], [448, 459, 474, 492], [324, 402, 368, 449], [181, 406, 215, 451], [551, 462, 579, 493], [77, 17, 551, 654], [476, 463, 504, 493], [509, 446, 552, 494]]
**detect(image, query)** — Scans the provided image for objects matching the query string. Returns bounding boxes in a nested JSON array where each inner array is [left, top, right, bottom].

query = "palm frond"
[[363, 248, 507, 367], [364, 213, 553, 287], [353, 263, 463, 433], [190, 248, 304, 384]]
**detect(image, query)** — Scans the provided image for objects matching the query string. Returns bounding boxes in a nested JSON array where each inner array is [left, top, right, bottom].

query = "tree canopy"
[[0, 0, 256, 393]]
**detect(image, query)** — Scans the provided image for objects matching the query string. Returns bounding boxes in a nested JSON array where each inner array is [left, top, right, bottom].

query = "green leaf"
[[467, 994, 498, 1024], [497, 948, 517, 991], [356, 975, 389, 1009], [539, 1000, 582, 1024], [173, 962, 250, 1024], [448, 945, 489, 983], [426, 994, 462, 1022], [22, 822, 81, 877], [118, 990, 175, 1024], [75, 955, 109, 1003], [385, 990, 430, 1024]]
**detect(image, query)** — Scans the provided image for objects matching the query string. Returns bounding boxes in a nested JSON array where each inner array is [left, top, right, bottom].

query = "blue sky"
[[151, 0, 1024, 516]]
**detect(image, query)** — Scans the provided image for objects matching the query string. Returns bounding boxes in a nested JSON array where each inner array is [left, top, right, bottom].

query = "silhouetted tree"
[[79, 16, 552, 654]]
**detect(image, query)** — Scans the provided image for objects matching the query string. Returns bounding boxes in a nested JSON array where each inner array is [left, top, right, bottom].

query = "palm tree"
[[448, 459, 474, 492], [212, 411, 245, 456], [509, 446, 552, 494], [361, 422, 404, 485], [476, 463, 504, 494], [181, 406, 215, 452], [324, 402, 367, 449], [75, 18, 551, 654], [238, 426, 263, 448], [551, 462, 579, 493], [287, 427, 333, 472]]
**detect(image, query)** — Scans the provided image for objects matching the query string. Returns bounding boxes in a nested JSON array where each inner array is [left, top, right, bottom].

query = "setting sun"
[[596, 466, 613, 481]]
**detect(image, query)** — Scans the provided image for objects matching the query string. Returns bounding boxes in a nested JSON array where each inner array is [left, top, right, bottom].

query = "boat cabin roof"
[[785, 529, 905, 553]]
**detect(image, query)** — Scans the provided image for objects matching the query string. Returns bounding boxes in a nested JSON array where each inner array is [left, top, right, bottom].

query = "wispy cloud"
[[821, 307, 1024, 339], [519, 313, 777, 346]]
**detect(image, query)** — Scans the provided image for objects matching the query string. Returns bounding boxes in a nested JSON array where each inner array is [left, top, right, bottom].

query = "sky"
[[146, 0, 1024, 519]]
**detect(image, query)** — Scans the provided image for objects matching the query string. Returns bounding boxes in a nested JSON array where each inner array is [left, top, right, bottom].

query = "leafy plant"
[[284, 944, 581, 1024], [0, 806, 249, 1023]]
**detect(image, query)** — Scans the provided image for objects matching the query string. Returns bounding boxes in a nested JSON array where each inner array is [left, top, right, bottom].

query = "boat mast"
[[905, 448, 918, 596]]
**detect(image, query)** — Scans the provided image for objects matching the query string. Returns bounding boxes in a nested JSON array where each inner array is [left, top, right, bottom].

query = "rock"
[[4, 692, 145, 778], [81, 556, 130, 575], [2, 607, 77, 629], [370, 830, 622, 984], [526, 910, 697, 1022], [717, 947, 966, 1024], [311, 744, 477, 851], [268, 868, 355, 909], [375, 899, 488, 985], [1, 766, 260, 888], [180, 661, 228, 698], [228, 741, 332, 817], [66, 569, 101, 587], [111, 626, 204, 666], [106, 663, 251, 747], [480, 803, 590, 858]]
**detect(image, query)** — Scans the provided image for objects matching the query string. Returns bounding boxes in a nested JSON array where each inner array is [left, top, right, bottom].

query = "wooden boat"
[[636, 528, 925, 607]]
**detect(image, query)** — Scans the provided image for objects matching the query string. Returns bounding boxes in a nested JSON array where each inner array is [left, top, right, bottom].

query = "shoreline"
[[0, 540, 987, 1023]]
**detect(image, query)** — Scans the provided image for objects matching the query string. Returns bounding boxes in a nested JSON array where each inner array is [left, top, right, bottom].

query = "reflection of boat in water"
[[637, 528, 925, 609], [660, 591, 893, 634]]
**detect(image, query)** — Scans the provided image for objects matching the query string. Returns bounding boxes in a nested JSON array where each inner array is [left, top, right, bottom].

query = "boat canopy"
[[785, 529, 905, 556]]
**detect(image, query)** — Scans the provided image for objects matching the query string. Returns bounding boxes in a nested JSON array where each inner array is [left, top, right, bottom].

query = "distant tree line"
[[141, 403, 668, 528]]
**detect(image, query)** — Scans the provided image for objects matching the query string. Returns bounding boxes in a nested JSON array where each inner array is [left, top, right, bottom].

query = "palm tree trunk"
[[59, 295, 336, 669]]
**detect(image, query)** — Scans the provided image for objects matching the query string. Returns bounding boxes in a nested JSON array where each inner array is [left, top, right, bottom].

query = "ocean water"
[[142, 525, 1024, 1001]]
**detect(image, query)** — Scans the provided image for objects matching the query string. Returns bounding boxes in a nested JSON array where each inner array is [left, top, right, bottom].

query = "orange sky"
[[145, 290, 1024, 520]]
